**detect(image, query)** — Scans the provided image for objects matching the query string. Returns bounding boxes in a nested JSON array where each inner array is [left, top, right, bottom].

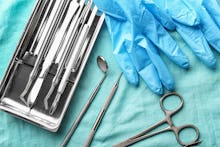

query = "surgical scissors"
[[113, 92, 201, 147]]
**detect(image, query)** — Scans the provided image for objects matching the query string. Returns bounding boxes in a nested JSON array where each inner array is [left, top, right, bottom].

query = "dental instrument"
[[0, 0, 105, 132], [18, 0, 54, 58], [49, 6, 98, 115], [20, 0, 71, 106], [26, 0, 80, 108], [43, 0, 92, 110], [3, 0, 55, 104], [27, 0, 56, 56], [84, 73, 123, 147], [60, 56, 108, 147]]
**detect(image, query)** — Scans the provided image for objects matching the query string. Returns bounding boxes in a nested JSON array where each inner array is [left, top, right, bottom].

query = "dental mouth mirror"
[[97, 56, 108, 73], [60, 56, 108, 147]]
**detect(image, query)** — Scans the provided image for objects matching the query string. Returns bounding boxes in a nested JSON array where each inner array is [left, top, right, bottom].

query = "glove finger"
[[106, 13, 164, 94], [199, 9, 220, 53], [184, 0, 220, 53], [127, 39, 163, 95], [202, 0, 220, 28], [175, 22, 216, 68], [153, 0, 199, 26], [140, 9, 189, 69], [138, 62, 163, 95], [105, 16, 139, 86], [94, 0, 126, 21], [113, 47, 139, 86], [142, 0, 176, 31], [137, 37, 175, 91]]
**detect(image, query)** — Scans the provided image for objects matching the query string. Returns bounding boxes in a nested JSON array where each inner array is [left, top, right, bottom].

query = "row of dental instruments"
[[0, 0, 105, 131], [61, 56, 108, 147], [26, 0, 80, 109], [84, 73, 123, 147], [2, 0, 55, 97], [48, 2, 97, 114], [43, 0, 91, 110], [20, 0, 70, 105], [16, 0, 97, 114]]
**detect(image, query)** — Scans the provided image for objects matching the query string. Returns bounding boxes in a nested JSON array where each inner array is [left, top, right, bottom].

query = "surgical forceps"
[[113, 92, 201, 147]]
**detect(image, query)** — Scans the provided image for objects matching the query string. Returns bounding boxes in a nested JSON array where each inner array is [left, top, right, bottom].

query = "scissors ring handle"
[[160, 92, 184, 114], [175, 124, 200, 146]]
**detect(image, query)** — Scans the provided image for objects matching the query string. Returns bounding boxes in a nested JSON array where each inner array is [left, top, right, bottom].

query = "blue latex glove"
[[202, 0, 220, 28], [94, 0, 189, 95], [151, 0, 220, 68]]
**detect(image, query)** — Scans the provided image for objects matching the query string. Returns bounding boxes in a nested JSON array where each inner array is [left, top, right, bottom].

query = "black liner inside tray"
[[0, 0, 104, 131], [4, 52, 77, 117]]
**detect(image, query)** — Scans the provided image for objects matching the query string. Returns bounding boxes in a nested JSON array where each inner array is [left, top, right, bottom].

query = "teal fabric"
[[0, 0, 220, 147], [0, 0, 35, 78]]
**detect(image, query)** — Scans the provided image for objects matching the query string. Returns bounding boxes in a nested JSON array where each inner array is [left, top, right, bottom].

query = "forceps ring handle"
[[160, 92, 184, 115], [175, 124, 200, 146], [161, 92, 201, 146]]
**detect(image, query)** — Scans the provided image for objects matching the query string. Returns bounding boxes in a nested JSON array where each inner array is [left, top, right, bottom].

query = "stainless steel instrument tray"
[[0, 0, 105, 132]]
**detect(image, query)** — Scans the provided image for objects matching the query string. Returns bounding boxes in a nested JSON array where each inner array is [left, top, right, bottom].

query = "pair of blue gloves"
[[94, 0, 220, 94]]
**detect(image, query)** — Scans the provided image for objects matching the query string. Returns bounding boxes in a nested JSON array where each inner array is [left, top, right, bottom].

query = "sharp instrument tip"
[[49, 93, 62, 115], [20, 78, 34, 105], [44, 84, 56, 110], [27, 101, 34, 108]]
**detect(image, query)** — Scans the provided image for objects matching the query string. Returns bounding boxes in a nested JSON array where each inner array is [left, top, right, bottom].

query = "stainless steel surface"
[[43, 0, 90, 109], [113, 92, 201, 147], [26, 0, 80, 109], [84, 73, 123, 147], [60, 56, 108, 147], [18, 0, 52, 58], [49, 5, 98, 115], [29, 0, 55, 55], [0, 0, 105, 132], [1, 0, 53, 103], [20, 0, 71, 107]]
